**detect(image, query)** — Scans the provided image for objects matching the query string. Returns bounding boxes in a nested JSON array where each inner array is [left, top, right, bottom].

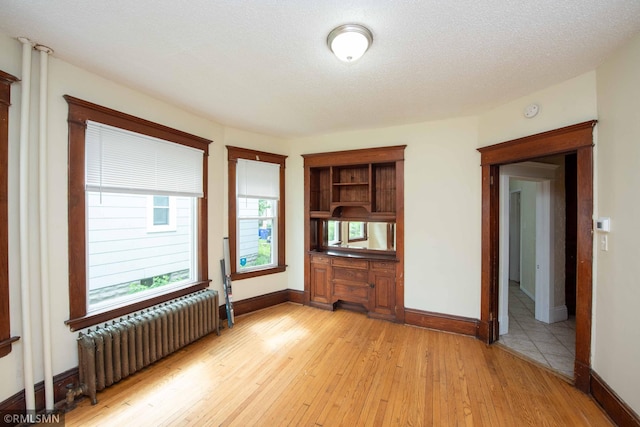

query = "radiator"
[[77, 289, 219, 404]]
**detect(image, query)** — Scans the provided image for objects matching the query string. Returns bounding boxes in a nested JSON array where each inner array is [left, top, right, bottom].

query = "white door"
[[509, 191, 521, 283], [534, 181, 553, 323]]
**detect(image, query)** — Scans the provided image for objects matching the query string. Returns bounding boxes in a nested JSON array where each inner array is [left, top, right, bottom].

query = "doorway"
[[498, 159, 576, 377], [477, 121, 596, 392]]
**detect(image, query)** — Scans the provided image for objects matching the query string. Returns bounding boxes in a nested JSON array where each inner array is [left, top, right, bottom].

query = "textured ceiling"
[[1, 1, 640, 137]]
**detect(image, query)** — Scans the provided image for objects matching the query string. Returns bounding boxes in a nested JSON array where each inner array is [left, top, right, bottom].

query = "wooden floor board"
[[62, 303, 613, 426]]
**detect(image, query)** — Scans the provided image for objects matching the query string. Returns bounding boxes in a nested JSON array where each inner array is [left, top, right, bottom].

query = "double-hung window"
[[227, 146, 286, 279], [66, 96, 211, 330], [236, 159, 279, 271], [147, 195, 177, 232]]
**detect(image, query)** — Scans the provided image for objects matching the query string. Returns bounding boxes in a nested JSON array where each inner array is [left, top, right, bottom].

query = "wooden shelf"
[[331, 201, 370, 207], [332, 182, 368, 186], [310, 211, 331, 219], [308, 160, 398, 219], [369, 212, 395, 221]]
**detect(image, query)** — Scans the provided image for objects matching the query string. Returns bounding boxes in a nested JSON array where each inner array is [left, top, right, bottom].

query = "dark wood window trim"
[[0, 70, 20, 357], [477, 120, 596, 393], [64, 96, 212, 331], [227, 146, 287, 281]]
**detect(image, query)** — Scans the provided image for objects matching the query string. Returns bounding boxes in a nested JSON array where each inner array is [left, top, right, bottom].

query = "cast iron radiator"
[[77, 289, 219, 404]]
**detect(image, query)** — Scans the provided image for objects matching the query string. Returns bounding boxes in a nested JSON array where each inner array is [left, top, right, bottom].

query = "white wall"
[[0, 32, 287, 403], [594, 31, 640, 413], [478, 71, 597, 146], [287, 117, 482, 318], [509, 179, 537, 299]]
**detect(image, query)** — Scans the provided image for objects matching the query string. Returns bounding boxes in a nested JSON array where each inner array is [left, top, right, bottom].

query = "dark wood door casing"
[[477, 121, 596, 393]]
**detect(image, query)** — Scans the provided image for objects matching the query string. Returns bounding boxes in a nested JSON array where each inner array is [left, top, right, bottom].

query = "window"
[[66, 96, 211, 330], [147, 195, 177, 231], [347, 221, 367, 242], [152, 196, 171, 225], [227, 146, 286, 279], [238, 197, 276, 270], [327, 220, 341, 245], [0, 70, 19, 357]]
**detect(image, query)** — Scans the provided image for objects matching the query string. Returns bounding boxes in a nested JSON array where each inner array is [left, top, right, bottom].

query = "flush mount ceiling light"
[[327, 24, 373, 62]]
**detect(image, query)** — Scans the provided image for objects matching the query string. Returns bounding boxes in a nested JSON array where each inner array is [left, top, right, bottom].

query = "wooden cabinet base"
[[308, 252, 398, 321], [308, 300, 335, 311]]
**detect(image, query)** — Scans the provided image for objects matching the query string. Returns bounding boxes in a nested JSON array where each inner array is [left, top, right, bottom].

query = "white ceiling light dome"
[[327, 24, 373, 62]]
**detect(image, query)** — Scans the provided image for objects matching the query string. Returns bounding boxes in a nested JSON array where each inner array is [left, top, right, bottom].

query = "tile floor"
[[499, 281, 576, 377]]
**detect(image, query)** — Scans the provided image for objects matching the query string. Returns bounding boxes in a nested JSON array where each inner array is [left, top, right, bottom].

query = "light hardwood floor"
[[62, 303, 612, 426]]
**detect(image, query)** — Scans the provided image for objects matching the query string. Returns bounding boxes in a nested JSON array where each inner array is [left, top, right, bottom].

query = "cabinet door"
[[310, 261, 331, 304], [370, 270, 396, 319]]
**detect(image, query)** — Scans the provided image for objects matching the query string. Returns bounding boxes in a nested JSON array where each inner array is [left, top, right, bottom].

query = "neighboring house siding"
[[238, 198, 259, 265], [87, 193, 192, 290]]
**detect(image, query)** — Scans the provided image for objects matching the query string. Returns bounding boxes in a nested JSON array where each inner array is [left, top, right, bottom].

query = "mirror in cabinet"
[[324, 220, 395, 252]]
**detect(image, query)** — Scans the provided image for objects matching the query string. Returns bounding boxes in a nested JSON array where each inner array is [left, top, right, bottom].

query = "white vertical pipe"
[[36, 43, 54, 411], [17, 36, 35, 412]]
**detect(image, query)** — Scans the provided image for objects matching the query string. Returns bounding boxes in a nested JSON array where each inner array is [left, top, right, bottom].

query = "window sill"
[[231, 265, 287, 281], [65, 281, 209, 331], [0, 336, 20, 358]]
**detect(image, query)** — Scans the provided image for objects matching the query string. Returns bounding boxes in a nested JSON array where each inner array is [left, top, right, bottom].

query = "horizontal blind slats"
[[237, 158, 280, 199], [86, 121, 204, 197]]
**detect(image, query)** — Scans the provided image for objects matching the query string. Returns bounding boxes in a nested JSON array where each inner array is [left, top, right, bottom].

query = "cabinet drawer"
[[333, 266, 368, 283], [331, 258, 368, 269], [333, 282, 369, 301], [310, 254, 330, 264], [371, 261, 396, 272]]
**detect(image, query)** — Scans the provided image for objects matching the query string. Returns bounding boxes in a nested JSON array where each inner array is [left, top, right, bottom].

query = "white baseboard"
[[520, 285, 535, 301], [499, 315, 509, 335], [549, 305, 568, 323]]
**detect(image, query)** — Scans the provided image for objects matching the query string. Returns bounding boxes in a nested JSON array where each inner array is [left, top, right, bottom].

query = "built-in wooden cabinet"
[[303, 146, 405, 322], [309, 254, 331, 305], [309, 253, 398, 321], [331, 257, 370, 307], [370, 261, 396, 319]]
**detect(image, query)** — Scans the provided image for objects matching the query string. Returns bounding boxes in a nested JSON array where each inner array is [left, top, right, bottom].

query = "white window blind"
[[85, 121, 204, 197], [237, 158, 280, 199]]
